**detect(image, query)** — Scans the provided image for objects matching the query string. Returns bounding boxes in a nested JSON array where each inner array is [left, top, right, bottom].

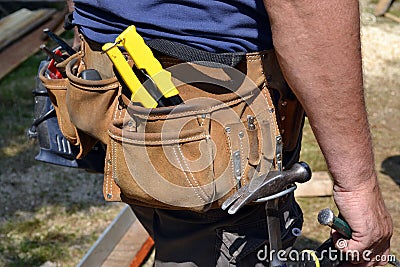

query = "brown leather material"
[[65, 57, 120, 145], [107, 52, 284, 211], [61, 35, 305, 208], [39, 53, 98, 158], [247, 127, 260, 165], [39, 54, 79, 145], [73, 37, 125, 201], [260, 52, 305, 151]]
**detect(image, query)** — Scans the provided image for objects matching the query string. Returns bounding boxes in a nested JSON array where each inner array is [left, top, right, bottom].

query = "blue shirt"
[[73, 0, 273, 53]]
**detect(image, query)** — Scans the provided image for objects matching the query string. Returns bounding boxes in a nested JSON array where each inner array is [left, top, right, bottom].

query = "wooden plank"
[[130, 237, 154, 267], [295, 171, 333, 197], [102, 219, 152, 267], [0, 9, 65, 79], [384, 12, 400, 23], [77, 205, 136, 267], [375, 0, 395, 16], [0, 8, 56, 51]]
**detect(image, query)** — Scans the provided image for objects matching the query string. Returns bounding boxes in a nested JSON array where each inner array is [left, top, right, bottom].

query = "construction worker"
[[68, 0, 393, 266]]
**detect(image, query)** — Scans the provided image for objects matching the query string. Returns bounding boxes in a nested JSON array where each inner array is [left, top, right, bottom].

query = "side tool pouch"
[[106, 51, 295, 211], [29, 58, 105, 172]]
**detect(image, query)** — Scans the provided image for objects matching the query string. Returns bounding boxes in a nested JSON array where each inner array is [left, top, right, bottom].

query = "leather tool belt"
[[38, 35, 305, 211]]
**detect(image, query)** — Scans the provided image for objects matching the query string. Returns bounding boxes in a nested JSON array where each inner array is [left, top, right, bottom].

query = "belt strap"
[[83, 35, 245, 66], [146, 39, 246, 67]]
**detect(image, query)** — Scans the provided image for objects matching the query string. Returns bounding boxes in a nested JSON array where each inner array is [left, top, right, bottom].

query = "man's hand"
[[333, 180, 393, 266], [263, 0, 393, 265]]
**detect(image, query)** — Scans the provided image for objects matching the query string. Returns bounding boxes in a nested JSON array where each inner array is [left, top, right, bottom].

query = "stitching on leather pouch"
[[177, 143, 211, 201], [113, 91, 123, 121], [110, 133, 207, 145], [112, 139, 117, 187], [133, 96, 250, 120], [107, 150, 114, 198], [109, 89, 124, 196], [70, 83, 119, 91], [57, 116, 70, 141], [45, 84, 68, 89], [105, 151, 111, 197], [261, 83, 279, 136], [172, 145, 206, 204], [239, 131, 245, 186], [224, 130, 236, 184]]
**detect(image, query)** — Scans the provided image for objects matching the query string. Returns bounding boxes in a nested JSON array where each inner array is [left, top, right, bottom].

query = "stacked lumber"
[[375, 0, 400, 23], [0, 7, 67, 79], [0, 8, 55, 51], [295, 171, 333, 197]]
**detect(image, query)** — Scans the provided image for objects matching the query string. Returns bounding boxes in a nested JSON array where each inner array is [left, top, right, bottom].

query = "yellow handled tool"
[[102, 42, 158, 108], [102, 25, 182, 108]]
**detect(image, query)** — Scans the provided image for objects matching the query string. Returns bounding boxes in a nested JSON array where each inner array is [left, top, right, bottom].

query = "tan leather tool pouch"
[[65, 56, 120, 146], [105, 53, 288, 211], [49, 36, 305, 209], [39, 53, 97, 158], [39, 54, 78, 145]]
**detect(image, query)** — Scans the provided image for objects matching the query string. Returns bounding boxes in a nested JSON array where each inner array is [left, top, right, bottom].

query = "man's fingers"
[[332, 237, 391, 266], [373, 248, 391, 266]]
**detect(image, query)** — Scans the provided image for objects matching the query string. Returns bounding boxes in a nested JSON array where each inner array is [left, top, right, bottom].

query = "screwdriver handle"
[[332, 216, 352, 238], [318, 208, 352, 238], [318, 208, 400, 267], [43, 28, 76, 56]]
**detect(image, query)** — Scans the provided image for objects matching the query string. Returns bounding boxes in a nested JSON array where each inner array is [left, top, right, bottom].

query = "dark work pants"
[[130, 194, 303, 267]]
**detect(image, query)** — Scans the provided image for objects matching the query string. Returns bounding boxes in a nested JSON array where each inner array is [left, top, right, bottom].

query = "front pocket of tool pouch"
[[108, 109, 219, 210], [65, 58, 120, 145], [107, 92, 276, 210], [39, 63, 78, 146]]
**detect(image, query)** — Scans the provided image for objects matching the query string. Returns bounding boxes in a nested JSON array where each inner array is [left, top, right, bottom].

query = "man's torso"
[[72, 0, 273, 52]]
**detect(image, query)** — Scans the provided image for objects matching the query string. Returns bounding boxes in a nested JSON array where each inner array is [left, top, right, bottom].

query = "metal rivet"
[[107, 193, 113, 199], [277, 136, 282, 144], [127, 120, 134, 127], [238, 131, 244, 138], [201, 114, 206, 119], [107, 159, 112, 165], [269, 108, 275, 113], [225, 127, 231, 133], [281, 101, 287, 107], [292, 227, 302, 237], [281, 116, 286, 121], [277, 153, 282, 161]]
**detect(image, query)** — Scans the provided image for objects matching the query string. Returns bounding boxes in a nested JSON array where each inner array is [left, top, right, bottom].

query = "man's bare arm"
[[263, 1, 392, 265]]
